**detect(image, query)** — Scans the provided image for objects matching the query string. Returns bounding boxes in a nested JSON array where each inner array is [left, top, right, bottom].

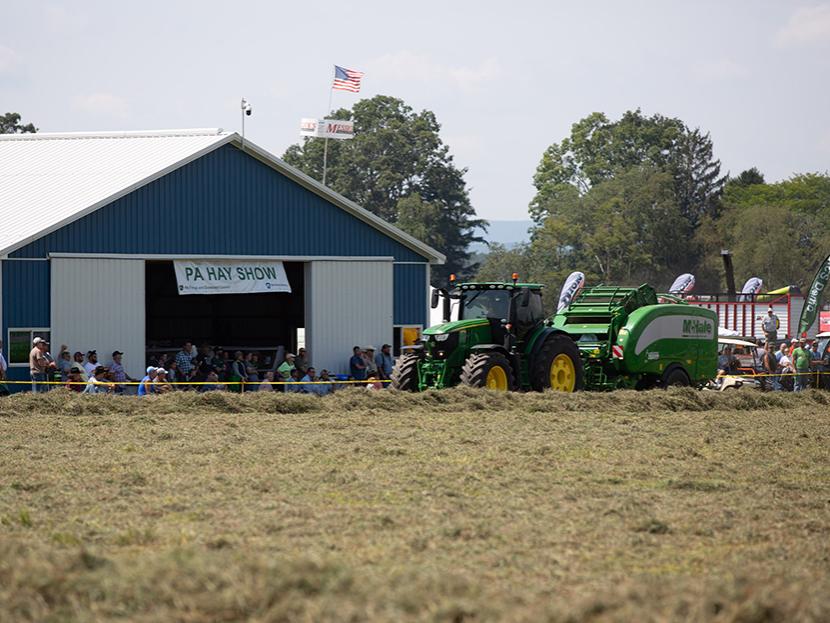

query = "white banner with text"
[[173, 260, 291, 295], [299, 118, 355, 140]]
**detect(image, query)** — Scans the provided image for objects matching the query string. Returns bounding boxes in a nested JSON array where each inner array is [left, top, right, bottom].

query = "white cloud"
[[72, 93, 129, 118], [0, 45, 22, 76], [776, 4, 830, 46], [691, 58, 748, 81], [367, 51, 501, 91]]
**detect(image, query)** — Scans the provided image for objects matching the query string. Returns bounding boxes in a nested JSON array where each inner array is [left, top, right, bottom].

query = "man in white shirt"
[[83, 351, 99, 377]]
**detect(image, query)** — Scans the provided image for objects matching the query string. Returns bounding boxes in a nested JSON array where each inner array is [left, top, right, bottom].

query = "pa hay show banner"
[[173, 260, 291, 295]]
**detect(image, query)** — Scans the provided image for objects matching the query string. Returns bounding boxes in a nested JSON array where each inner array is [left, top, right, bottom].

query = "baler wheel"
[[662, 366, 690, 388], [391, 354, 421, 391]]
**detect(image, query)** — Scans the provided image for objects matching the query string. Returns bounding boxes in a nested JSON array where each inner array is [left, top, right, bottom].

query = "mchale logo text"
[[682, 319, 712, 337]]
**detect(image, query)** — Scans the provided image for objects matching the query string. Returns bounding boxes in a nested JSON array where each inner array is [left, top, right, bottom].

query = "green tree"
[[529, 109, 725, 229], [1, 112, 37, 134], [283, 96, 485, 282], [475, 243, 532, 283], [695, 174, 830, 290], [728, 167, 765, 188], [480, 167, 690, 301]]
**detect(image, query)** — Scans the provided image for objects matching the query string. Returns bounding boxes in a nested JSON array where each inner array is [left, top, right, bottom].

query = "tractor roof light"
[[512, 272, 519, 284], [449, 274, 457, 283]]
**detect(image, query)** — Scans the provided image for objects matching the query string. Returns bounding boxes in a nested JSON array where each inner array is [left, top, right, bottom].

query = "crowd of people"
[[12, 338, 396, 396], [718, 334, 826, 392]]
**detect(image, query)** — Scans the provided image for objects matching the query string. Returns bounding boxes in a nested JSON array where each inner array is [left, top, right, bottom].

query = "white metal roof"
[[0, 128, 445, 263]]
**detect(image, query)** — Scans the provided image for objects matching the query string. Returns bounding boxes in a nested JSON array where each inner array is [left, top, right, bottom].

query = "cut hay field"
[[1, 388, 829, 622]]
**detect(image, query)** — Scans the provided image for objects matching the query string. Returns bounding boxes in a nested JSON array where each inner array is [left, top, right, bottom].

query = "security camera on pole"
[[240, 97, 252, 149], [298, 65, 364, 186]]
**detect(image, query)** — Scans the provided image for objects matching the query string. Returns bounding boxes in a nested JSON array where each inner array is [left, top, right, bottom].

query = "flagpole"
[[322, 66, 335, 186]]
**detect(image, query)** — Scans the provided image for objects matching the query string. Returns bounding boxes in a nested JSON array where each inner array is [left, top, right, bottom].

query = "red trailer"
[[683, 292, 816, 339]]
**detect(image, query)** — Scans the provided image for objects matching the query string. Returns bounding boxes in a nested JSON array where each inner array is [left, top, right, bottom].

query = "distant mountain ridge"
[[472, 220, 533, 252]]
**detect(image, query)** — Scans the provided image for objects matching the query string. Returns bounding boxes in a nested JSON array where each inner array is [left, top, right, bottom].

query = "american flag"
[[332, 65, 364, 93]]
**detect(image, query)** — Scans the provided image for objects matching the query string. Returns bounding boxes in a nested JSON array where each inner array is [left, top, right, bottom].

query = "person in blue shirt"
[[349, 346, 367, 381], [375, 344, 394, 381], [137, 366, 156, 396], [286, 368, 305, 393]]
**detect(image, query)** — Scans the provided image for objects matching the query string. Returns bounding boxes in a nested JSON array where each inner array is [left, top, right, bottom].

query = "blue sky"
[[2, 1, 829, 220]]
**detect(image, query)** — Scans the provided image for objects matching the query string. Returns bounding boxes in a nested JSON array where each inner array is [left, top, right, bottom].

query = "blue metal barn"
[[0, 129, 443, 386]]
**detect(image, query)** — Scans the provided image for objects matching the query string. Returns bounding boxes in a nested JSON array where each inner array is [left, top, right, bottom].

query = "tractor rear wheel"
[[530, 334, 583, 392], [460, 352, 514, 391], [391, 354, 421, 391]]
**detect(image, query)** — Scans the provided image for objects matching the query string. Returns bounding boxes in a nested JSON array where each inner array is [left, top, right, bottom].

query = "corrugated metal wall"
[[394, 264, 427, 326], [51, 258, 146, 379], [12, 145, 426, 263], [1, 259, 50, 383], [306, 261, 393, 374]]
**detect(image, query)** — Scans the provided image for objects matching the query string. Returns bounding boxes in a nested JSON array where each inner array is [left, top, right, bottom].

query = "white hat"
[[156, 368, 167, 375], [365, 345, 376, 351], [146, 366, 156, 374]]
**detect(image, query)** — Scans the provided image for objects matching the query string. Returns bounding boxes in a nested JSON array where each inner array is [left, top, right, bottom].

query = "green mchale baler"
[[391, 281, 717, 392], [550, 284, 717, 390]]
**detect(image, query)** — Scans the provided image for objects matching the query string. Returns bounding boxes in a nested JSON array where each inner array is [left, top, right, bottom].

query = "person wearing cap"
[[316, 369, 334, 396], [761, 308, 780, 344], [66, 364, 85, 393], [286, 367, 305, 393], [83, 351, 99, 377], [363, 346, 379, 377], [29, 337, 56, 393], [137, 367, 157, 397], [293, 348, 308, 375], [152, 368, 173, 393], [109, 350, 138, 389], [776, 342, 794, 391], [56, 348, 72, 383], [69, 352, 89, 381], [792, 338, 811, 392], [84, 365, 114, 394], [375, 344, 394, 381], [277, 353, 296, 383], [349, 346, 367, 381]]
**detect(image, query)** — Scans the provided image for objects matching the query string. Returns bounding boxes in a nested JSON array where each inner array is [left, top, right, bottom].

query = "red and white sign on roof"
[[299, 118, 354, 140]]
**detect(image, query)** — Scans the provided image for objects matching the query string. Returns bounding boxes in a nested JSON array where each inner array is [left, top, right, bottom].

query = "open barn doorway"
[[145, 260, 304, 367]]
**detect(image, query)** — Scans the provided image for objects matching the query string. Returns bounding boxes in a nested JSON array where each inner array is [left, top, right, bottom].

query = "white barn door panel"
[[306, 261, 393, 375], [51, 258, 145, 379]]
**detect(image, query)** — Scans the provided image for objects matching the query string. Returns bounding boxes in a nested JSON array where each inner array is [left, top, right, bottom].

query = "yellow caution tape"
[[0, 379, 391, 386]]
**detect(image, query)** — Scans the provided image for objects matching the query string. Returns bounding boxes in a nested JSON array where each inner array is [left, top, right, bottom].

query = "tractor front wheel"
[[460, 352, 514, 391], [391, 354, 421, 391], [530, 334, 583, 392]]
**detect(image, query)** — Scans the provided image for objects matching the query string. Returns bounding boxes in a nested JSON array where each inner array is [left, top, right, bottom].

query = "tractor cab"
[[455, 281, 545, 342]]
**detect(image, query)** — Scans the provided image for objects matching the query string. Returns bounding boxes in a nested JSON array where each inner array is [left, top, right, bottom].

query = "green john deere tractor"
[[392, 279, 583, 392], [391, 280, 717, 392]]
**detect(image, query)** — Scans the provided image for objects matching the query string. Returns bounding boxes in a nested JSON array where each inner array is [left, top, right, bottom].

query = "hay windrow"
[[1, 387, 828, 621], [1, 386, 829, 418]]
